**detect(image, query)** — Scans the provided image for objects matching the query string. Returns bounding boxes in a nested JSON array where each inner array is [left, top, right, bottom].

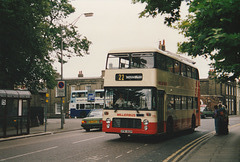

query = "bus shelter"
[[0, 90, 31, 138]]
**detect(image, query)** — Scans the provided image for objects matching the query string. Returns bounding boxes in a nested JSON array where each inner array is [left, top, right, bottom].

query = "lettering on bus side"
[[115, 73, 143, 81], [158, 81, 168, 86], [117, 113, 136, 117]]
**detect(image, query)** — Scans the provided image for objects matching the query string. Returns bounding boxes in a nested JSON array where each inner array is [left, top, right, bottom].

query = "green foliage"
[[134, 0, 240, 81], [177, 0, 240, 81], [132, 0, 188, 25], [0, 0, 91, 93]]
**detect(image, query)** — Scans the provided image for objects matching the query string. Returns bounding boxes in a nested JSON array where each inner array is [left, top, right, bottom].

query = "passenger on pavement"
[[218, 103, 229, 135], [214, 105, 220, 135]]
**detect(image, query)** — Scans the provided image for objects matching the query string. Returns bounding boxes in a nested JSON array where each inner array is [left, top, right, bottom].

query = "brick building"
[[45, 71, 104, 118], [200, 74, 238, 115], [32, 70, 239, 118]]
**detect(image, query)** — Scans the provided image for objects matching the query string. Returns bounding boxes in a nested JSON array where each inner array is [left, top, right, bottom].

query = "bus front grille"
[[112, 118, 141, 129]]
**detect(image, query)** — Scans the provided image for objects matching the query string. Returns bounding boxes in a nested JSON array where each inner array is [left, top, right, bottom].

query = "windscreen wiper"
[[114, 105, 119, 112], [136, 109, 139, 114]]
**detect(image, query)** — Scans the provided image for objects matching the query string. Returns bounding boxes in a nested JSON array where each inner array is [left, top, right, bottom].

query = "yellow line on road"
[[162, 132, 214, 162], [163, 123, 240, 162]]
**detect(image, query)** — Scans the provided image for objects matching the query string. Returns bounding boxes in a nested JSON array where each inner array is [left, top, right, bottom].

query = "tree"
[[133, 0, 240, 81], [0, 0, 91, 93], [132, 0, 184, 25]]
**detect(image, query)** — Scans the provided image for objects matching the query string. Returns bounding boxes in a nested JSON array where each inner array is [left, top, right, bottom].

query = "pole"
[[60, 26, 64, 129], [45, 93, 49, 132], [58, 13, 93, 129]]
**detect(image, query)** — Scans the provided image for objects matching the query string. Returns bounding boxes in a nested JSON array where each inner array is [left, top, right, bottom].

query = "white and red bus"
[[102, 48, 200, 138]]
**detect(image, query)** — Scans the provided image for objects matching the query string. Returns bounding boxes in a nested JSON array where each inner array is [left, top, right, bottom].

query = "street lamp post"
[[60, 12, 93, 129]]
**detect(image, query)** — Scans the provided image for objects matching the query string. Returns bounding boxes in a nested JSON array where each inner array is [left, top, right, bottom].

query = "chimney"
[[158, 41, 162, 50], [101, 70, 105, 78], [158, 39, 166, 51], [78, 71, 83, 77]]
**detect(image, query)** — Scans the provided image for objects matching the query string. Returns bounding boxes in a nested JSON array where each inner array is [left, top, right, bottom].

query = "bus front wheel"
[[119, 134, 128, 139]]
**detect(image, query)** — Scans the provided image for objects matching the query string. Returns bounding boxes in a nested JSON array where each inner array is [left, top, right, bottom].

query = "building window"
[[71, 86, 76, 92], [226, 85, 228, 95], [85, 86, 91, 91], [55, 103, 61, 114]]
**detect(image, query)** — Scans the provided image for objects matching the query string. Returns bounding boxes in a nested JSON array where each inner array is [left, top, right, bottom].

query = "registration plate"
[[89, 121, 98, 123], [121, 130, 133, 133]]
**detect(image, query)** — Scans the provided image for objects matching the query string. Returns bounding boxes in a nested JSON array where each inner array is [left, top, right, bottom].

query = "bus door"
[[157, 90, 165, 133]]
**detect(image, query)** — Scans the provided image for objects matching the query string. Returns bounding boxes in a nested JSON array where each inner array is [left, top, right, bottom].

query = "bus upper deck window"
[[131, 53, 154, 68], [156, 55, 166, 70], [109, 63, 113, 69], [192, 68, 199, 80], [72, 93, 76, 98], [166, 58, 174, 72], [174, 61, 180, 74], [181, 64, 187, 77], [187, 66, 192, 78]]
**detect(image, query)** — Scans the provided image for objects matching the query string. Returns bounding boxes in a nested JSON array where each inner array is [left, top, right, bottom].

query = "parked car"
[[81, 109, 103, 132], [200, 105, 214, 118]]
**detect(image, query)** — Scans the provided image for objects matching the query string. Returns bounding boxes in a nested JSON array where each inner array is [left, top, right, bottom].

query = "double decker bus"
[[69, 89, 104, 118], [102, 48, 200, 138]]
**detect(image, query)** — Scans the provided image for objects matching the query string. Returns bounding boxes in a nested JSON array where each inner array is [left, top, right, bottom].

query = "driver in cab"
[[115, 94, 125, 107]]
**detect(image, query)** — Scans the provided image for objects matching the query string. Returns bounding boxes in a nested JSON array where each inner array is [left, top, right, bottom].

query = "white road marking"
[[72, 136, 104, 144], [127, 150, 133, 154], [0, 146, 58, 161], [115, 155, 122, 159]]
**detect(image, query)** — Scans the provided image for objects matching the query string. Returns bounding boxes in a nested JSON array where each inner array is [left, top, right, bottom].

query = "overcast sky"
[[54, 0, 211, 79]]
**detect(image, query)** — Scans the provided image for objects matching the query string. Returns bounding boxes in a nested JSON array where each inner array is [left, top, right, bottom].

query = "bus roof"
[[95, 89, 104, 92], [71, 90, 87, 93], [108, 47, 197, 68]]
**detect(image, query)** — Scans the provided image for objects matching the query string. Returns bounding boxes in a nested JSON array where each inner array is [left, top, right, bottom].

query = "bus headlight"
[[107, 124, 110, 128], [144, 126, 148, 130], [143, 119, 149, 125], [106, 118, 111, 124]]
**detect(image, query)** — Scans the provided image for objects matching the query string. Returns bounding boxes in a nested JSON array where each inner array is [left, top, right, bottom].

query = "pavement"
[[0, 118, 83, 142], [1, 117, 240, 162], [180, 116, 240, 162]]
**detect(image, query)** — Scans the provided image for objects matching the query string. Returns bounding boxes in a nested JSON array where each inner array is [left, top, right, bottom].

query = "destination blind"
[[115, 73, 143, 81]]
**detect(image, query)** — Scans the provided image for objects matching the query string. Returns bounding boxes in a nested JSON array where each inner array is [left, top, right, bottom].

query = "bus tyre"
[[119, 134, 128, 139], [166, 118, 174, 138], [191, 116, 196, 133], [85, 128, 90, 132]]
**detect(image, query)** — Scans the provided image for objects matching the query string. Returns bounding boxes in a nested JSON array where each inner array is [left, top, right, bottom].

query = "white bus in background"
[[69, 89, 104, 118]]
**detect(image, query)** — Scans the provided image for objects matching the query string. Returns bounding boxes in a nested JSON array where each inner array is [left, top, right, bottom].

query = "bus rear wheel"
[[166, 118, 174, 138], [190, 116, 196, 133]]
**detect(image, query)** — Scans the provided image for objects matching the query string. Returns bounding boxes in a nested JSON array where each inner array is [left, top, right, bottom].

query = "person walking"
[[218, 103, 229, 135], [214, 105, 220, 135]]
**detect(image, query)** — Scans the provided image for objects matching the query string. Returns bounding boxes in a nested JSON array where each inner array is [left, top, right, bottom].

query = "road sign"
[[1, 99, 6, 106], [56, 81, 66, 97], [88, 93, 95, 102]]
